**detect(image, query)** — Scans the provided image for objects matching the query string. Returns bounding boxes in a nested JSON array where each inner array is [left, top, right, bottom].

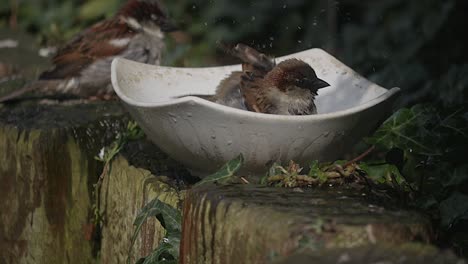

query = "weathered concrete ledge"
[[100, 155, 184, 264], [181, 184, 434, 264], [0, 100, 463, 264], [0, 102, 185, 264], [274, 243, 464, 264]]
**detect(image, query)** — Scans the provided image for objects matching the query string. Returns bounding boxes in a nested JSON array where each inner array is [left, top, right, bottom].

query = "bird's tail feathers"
[[0, 80, 63, 103], [217, 42, 275, 74]]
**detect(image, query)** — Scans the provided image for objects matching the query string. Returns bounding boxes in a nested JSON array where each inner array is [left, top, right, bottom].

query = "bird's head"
[[266, 59, 330, 94], [119, 0, 178, 33]]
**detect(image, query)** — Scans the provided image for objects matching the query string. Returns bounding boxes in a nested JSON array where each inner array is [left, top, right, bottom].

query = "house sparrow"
[[242, 58, 330, 115], [215, 44, 330, 115], [0, 0, 177, 103]]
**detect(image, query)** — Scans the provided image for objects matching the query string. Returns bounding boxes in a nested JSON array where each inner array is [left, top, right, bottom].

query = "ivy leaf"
[[359, 163, 405, 185], [128, 199, 181, 264], [194, 154, 244, 186], [164, 233, 181, 259], [443, 165, 468, 188], [439, 192, 468, 229], [140, 239, 178, 264], [366, 105, 439, 156]]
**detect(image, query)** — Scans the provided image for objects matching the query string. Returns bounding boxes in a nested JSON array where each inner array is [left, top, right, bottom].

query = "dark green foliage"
[[132, 155, 244, 264], [366, 105, 468, 232], [129, 198, 181, 264], [194, 154, 243, 186]]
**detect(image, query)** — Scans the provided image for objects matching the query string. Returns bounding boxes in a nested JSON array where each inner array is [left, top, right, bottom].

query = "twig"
[[92, 161, 110, 225], [240, 177, 250, 184], [344, 145, 376, 167]]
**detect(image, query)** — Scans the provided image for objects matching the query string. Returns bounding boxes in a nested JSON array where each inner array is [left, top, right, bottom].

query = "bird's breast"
[[124, 32, 165, 64], [265, 86, 316, 115]]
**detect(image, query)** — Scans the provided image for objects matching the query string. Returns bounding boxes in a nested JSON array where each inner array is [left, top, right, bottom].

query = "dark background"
[[2, 0, 467, 108]]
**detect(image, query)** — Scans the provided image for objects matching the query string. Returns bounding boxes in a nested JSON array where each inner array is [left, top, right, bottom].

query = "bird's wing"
[[40, 19, 135, 79], [233, 44, 275, 76], [240, 72, 270, 113]]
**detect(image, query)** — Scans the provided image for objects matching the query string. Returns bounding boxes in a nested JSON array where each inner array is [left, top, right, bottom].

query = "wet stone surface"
[[0, 101, 129, 264], [0, 101, 126, 129], [121, 138, 199, 185], [0, 100, 189, 264], [195, 184, 428, 228], [274, 244, 465, 264], [0, 101, 131, 157], [181, 184, 433, 264]]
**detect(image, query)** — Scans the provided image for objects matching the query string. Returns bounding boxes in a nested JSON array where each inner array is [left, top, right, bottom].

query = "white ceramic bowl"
[[111, 48, 400, 177]]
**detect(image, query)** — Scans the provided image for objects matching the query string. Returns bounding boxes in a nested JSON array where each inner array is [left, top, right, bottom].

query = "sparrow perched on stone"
[[215, 44, 330, 115], [0, 0, 177, 103]]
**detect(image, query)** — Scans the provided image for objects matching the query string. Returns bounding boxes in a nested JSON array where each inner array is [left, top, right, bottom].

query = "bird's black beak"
[[160, 18, 179, 32], [312, 78, 330, 90]]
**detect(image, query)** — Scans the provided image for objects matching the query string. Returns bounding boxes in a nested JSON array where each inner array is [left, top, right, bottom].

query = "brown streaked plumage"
[[0, 0, 177, 103], [214, 44, 274, 109], [242, 58, 330, 115], [215, 44, 330, 115]]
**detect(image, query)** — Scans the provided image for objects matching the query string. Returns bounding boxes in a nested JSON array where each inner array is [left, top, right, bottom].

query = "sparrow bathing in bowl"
[[0, 0, 177, 103], [215, 44, 330, 115]]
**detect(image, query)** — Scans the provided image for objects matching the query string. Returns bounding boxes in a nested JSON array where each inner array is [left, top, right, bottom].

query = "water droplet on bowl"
[[186, 112, 193, 117], [211, 135, 216, 139]]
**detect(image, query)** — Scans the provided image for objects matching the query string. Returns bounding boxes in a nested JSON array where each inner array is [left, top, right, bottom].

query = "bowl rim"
[[111, 49, 400, 122]]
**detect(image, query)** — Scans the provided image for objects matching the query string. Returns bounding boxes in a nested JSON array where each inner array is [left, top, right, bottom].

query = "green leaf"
[[308, 160, 327, 183], [194, 154, 244, 186], [128, 199, 181, 264], [366, 105, 439, 156], [126, 121, 145, 141], [443, 165, 468, 188], [439, 192, 468, 229], [164, 233, 181, 259], [141, 241, 178, 264], [359, 163, 405, 185]]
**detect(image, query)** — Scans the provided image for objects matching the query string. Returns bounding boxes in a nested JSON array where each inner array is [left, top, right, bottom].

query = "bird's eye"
[[296, 78, 310, 87]]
